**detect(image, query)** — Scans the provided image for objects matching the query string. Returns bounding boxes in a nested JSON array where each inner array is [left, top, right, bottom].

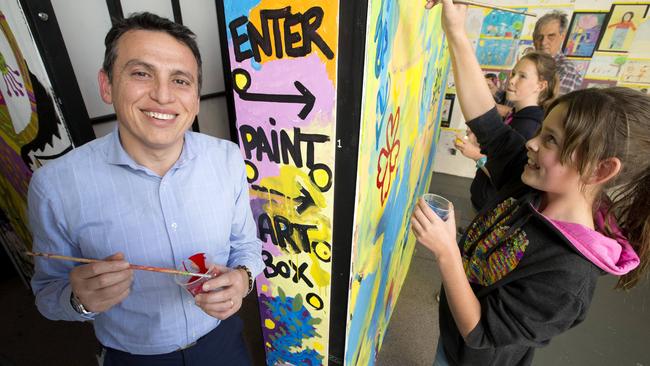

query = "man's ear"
[[588, 157, 622, 185], [98, 69, 112, 104]]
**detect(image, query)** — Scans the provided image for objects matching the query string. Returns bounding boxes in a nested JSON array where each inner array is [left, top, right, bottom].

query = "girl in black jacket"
[[455, 52, 557, 211], [414, 1, 650, 365]]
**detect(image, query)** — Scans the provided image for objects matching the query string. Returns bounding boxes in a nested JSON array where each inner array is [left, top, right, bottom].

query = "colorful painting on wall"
[[516, 40, 535, 63], [563, 12, 608, 57], [585, 52, 628, 80], [619, 58, 650, 84], [479, 8, 526, 39], [598, 3, 649, 53], [344, 2, 450, 365], [0, 10, 73, 283], [476, 38, 518, 68], [222, 1, 339, 364], [441, 94, 455, 127]]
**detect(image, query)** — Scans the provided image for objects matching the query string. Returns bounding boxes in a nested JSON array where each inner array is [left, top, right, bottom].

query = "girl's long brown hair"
[[547, 87, 650, 289], [518, 52, 559, 110]]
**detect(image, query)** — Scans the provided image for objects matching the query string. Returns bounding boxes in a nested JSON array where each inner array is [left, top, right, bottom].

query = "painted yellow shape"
[[265, 318, 276, 330], [307, 292, 324, 309], [234, 70, 249, 91], [245, 163, 256, 181]]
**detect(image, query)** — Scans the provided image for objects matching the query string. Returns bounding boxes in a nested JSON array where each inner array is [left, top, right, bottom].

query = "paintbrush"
[[26, 251, 214, 278], [426, 0, 537, 17]]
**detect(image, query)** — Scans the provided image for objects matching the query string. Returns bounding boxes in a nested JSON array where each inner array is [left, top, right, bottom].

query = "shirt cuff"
[[59, 284, 98, 321]]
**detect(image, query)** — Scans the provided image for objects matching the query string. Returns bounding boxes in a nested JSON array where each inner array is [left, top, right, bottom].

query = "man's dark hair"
[[102, 12, 202, 91]]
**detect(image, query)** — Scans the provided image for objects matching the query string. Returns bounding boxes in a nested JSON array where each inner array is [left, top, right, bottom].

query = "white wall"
[[50, 0, 231, 141]]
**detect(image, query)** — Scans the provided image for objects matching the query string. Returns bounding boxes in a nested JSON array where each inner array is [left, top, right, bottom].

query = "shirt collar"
[[553, 52, 566, 62], [105, 125, 198, 173]]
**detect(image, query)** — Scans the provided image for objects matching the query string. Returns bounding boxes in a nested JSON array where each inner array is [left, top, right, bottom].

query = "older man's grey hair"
[[533, 11, 569, 36]]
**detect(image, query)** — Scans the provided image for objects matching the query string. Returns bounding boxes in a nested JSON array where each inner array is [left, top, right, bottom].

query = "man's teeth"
[[143, 111, 176, 120]]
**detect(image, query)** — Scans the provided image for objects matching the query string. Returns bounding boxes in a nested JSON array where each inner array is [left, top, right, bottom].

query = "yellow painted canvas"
[[344, 1, 450, 365]]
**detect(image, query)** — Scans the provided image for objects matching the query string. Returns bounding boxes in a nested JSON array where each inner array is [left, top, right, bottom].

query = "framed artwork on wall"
[[441, 94, 455, 127], [563, 12, 608, 57], [597, 3, 649, 53]]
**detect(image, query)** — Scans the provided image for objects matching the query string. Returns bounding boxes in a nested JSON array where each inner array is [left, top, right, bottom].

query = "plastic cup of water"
[[173, 253, 222, 297], [422, 193, 451, 221]]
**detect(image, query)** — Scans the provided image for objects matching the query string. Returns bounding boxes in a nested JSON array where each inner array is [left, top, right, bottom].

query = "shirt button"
[[171, 222, 178, 230]]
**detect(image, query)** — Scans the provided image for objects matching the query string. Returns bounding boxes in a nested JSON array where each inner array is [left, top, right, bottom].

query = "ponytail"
[[548, 87, 650, 289], [520, 52, 558, 110], [609, 170, 650, 289]]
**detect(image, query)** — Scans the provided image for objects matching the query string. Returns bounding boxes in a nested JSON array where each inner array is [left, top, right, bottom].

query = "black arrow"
[[232, 68, 315, 120], [251, 184, 316, 214]]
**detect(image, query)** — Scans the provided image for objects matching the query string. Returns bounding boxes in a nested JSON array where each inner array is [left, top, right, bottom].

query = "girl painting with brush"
[[413, 1, 649, 365]]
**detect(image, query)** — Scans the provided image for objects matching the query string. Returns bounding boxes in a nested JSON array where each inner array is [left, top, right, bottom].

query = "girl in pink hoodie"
[[414, 1, 648, 365]]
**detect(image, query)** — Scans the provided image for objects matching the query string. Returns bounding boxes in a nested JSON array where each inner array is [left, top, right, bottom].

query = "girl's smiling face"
[[522, 103, 583, 194]]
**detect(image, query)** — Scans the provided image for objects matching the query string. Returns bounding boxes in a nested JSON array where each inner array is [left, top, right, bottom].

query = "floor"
[[1, 173, 649, 366]]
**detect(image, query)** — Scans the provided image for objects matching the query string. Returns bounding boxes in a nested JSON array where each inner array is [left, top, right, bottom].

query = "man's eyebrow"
[[121, 59, 196, 83], [123, 59, 154, 71], [170, 69, 196, 83]]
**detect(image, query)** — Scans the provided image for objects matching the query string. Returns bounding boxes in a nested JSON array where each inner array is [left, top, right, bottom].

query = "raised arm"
[[436, 0, 495, 121]]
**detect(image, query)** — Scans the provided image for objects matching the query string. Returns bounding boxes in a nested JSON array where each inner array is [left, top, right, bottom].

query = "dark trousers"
[[103, 316, 252, 366]]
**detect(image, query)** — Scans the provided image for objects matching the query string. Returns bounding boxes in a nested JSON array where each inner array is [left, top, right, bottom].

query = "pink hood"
[[542, 207, 640, 275]]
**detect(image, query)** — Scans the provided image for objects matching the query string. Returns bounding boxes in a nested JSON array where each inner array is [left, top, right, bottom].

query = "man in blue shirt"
[[28, 12, 263, 365]]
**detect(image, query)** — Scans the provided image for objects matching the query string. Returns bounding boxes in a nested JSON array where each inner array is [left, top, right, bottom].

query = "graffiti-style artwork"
[[619, 59, 650, 84], [223, 1, 338, 364], [563, 12, 608, 58], [598, 4, 649, 53], [0, 11, 73, 283], [344, 2, 450, 365]]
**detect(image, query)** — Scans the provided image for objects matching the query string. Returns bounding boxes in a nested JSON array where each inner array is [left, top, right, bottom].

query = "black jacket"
[[469, 105, 543, 212], [440, 107, 601, 366]]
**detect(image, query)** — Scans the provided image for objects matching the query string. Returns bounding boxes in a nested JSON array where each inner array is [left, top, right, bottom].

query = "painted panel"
[[222, 1, 339, 365], [0, 5, 74, 282], [344, 2, 450, 365]]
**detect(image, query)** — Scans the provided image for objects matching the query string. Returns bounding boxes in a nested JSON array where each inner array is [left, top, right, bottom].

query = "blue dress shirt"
[[28, 129, 263, 355]]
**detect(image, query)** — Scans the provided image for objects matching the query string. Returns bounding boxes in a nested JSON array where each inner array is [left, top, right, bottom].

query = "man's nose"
[[150, 80, 174, 103]]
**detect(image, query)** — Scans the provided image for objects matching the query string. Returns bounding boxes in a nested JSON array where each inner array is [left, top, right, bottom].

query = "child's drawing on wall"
[[563, 12, 607, 57], [598, 4, 648, 52]]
